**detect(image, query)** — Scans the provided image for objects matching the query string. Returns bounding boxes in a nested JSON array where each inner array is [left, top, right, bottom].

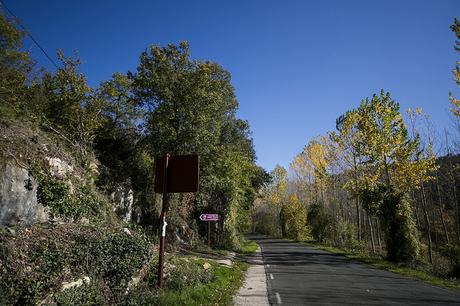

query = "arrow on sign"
[[199, 214, 220, 221]]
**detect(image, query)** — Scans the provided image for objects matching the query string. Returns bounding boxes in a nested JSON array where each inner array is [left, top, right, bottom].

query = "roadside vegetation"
[[253, 18, 460, 288], [0, 10, 268, 305], [304, 241, 460, 292], [236, 239, 259, 254], [125, 257, 247, 306]]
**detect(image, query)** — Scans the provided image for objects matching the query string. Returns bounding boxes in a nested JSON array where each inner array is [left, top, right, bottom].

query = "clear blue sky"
[[4, 0, 460, 171]]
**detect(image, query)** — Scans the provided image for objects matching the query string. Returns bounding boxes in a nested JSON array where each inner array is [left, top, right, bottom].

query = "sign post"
[[157, 154, 169, 289], [199, 214, 220, 247], [155, 154, 199, 288]]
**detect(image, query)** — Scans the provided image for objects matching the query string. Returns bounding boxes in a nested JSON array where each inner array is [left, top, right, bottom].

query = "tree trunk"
[[353, 154, 362, 241], [356, 197, 361, 241], [421, 184, 433, 263], [368, 215, 376, 254], [376, 218, 382, 251], [454, 183, 460, 244], [435, 174, 449, 244], [413, 191, 421, 229]]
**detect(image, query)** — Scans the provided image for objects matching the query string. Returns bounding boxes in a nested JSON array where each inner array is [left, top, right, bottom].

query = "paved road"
[[248, 235, 460, 305]]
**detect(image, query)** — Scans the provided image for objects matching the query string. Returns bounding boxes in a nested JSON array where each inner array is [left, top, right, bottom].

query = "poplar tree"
[[345, 91, 435, 262], [450, 18, 460, 116]]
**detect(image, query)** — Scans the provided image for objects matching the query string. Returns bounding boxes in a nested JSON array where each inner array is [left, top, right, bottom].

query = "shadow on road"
[[243, 234, 460, 306]]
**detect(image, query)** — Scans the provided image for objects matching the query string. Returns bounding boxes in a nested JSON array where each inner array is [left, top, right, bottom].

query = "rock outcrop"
[[0, 162, 48, 226]]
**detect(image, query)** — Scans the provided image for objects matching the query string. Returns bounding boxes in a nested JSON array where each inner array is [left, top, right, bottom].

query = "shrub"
[[36, 173, 107, 220], [379, 189, 419, 263], [0, 224, 152, 305], [440, 244, 460, 277]]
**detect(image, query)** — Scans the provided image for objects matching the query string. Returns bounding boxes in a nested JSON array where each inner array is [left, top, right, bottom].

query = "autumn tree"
[[450, 18, 460, 116], [334, 111, 365, 241], [348, 91, 435, 262], [280, 194, 311, 241]]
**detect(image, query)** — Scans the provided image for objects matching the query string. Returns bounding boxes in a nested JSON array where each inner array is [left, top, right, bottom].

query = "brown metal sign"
[[154, 154, 199, 193]]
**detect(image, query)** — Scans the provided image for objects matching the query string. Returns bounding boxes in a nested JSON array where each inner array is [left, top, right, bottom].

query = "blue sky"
[[4, 0, 460, 171]]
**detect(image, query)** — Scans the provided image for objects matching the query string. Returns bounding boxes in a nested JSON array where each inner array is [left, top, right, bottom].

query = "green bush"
[[308, 202, 335, 243], [124, 258, 246, 306], [379, 189, 419, 263], [53, 281, 108, 306], [0, 224, 151, 305], [440, 244, 460, 277], [36, 173, 107, 220]]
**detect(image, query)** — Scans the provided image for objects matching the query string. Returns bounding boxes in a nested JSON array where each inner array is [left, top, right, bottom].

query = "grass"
[[154, 261, 247, 305], [125, 254, 248, 306], [303, 241, 460, 292], [237, 239, 259, 254]]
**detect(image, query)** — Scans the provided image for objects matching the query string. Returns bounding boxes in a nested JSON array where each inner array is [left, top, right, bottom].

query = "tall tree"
[[450, 18, 460, 116], [349, 91, 434, 262], [0, 12, 33, 110], [130, 41, 259, 247]]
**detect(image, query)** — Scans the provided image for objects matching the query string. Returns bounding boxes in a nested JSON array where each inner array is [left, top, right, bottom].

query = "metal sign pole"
[[208, 221, 211, 247], [157, 154, 170, 288]]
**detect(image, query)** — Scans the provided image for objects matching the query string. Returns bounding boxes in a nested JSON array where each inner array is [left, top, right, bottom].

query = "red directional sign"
[[199, 214, 220, 221]]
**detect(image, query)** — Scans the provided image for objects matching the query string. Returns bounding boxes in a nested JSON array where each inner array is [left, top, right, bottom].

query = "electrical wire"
[[0, 0, 59, 69]]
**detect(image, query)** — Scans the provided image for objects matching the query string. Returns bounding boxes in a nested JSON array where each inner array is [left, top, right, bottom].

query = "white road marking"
[[270, 273, 274, 280], [275, 292, 282, 304]]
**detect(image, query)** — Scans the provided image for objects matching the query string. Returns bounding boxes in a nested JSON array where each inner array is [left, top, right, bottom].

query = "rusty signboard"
[[154, 154, 199, 289], [154, 154, 199, 193]]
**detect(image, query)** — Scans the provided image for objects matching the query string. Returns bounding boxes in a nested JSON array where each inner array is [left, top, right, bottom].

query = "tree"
[[334, 110, 365, 241], [130, 41, 259, 247], [347, 91, 435, 262], [0, 12, 33, 111], [34, 52, 105, 164], [131, 41, 238, 156], [280, 194, 311, 241], [450, 18, 460, 116]]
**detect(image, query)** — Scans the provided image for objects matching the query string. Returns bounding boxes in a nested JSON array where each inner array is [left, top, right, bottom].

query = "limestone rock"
[[110, 180, 133, 222], [45, 157, 73, 179], [0, 163, 48, 226], [61, 276, 90, 291]]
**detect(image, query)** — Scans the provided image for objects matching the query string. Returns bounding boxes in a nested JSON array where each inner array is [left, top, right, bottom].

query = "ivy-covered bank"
[[0, 224, 248, 305], [0, 224, 152, 304]]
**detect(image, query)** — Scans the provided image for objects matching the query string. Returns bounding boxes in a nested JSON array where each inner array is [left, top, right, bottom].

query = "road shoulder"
[[233, 247, 269, 306]]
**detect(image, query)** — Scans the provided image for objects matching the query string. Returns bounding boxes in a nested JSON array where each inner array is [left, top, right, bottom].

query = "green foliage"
[[440, 244, 460, 277], [38, 52, 106, 151], [236, 239, 259, 254], [379, 187, 420, 263], [53, 281, 108, 306], [36, 173, 107, 220], [252, 201, 283, 238], [280, 195, 311, 241], [128, 41, 260, 247], [131, 41, 237, 155], [148, 256, 215, 291], [0, 224, 151, 305], [125, 259, 247, 306], [0, 12, 33, 111], [450, 18, 460, 116], [308, 202, 335, 243], [335, 91, 430, 263]]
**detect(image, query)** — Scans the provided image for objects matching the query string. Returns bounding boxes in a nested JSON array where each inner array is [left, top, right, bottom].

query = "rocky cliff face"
[[0, 162, 48, 226], [110, 180, 134, 222], [0, 119, 134, 226]]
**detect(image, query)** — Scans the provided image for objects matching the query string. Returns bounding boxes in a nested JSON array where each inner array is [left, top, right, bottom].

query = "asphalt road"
[[248, 235, 460, 306]]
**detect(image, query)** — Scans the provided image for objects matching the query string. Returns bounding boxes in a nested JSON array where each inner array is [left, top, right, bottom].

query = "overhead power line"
[[0, 0, 59, 69]]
